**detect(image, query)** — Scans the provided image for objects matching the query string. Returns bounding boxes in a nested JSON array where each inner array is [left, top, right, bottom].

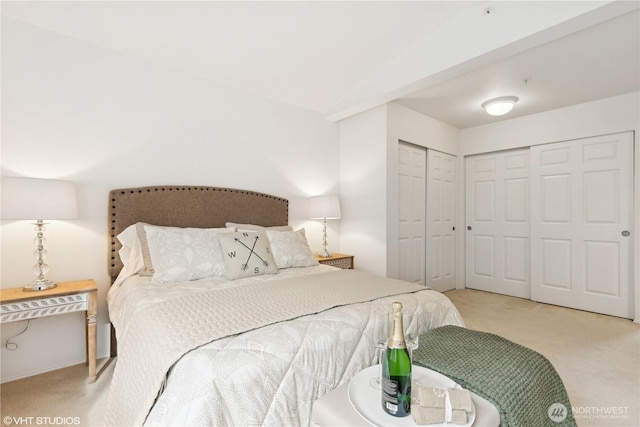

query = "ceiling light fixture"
[[481, 96, 519, 116]]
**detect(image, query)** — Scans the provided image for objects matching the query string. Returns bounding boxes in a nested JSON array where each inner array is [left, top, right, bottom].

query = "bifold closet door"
[[426, 150, 456, 292], [530, 132, 634, 319], [398, 142, 426, 285], [465, 149, 530, 298]]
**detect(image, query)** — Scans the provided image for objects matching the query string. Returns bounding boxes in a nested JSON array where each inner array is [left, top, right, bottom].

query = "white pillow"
[[136, 223, 155, 276], [116, 224, 145, 275], [136, 223, 236, 277], [266, 229, 318, 269], [225, 222, 293, 232], [218, 231, 278, 279], [144, 225, 234, 284]]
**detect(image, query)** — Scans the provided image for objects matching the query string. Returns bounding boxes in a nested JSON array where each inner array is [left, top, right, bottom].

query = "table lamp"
[[1, 177, 78, 291], [309, 195, 341, 258]]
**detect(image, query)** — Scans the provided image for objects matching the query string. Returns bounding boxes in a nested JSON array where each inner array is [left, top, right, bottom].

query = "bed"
[[104, 185, 465, 426]]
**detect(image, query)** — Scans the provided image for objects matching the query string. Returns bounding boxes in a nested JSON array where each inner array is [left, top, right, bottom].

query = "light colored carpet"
[[445, 289, 640, 427], [0, 358, 114, 427], [1, 289, 638, 426]]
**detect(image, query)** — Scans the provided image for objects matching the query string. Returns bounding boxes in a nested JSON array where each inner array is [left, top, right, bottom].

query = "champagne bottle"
[[381, 301, 411, 417]]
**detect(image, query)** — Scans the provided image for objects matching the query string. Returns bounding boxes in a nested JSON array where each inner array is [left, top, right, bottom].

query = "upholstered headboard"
[[108, 185, 289, 283]]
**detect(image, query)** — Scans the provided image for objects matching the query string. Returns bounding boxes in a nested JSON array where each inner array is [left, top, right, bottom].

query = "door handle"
[[467, 226, 472, 231], [622, 230, 630, 237]]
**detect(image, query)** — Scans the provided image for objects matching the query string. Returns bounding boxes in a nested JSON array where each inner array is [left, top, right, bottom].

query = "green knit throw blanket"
[[412, 326, 576, 427]]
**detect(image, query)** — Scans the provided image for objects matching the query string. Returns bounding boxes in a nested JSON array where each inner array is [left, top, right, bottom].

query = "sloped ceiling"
[[2, 1, 639, 128], [395, 6, 640, 128]]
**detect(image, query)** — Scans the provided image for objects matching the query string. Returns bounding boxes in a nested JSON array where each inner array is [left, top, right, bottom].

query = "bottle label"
[[381, 375, 411, 417], [381, 377, 399, 414]]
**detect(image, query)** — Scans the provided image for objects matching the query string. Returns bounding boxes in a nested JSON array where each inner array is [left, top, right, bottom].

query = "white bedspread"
[[106, 267, 464, 426]]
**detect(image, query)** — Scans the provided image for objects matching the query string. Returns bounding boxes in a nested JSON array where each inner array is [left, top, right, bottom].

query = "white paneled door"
[[530, 132, 634, 319], [465, 149, 530, 298], [426, 150, 456, 292], [398, 142, 426, 285]]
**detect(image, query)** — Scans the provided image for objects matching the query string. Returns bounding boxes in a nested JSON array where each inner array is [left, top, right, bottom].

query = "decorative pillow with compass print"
[[218, 231, 278, 279]]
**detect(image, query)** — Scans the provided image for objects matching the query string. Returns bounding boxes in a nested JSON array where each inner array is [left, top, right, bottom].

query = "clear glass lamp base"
[[24, 279, 57, 292], [25, 220, 57, 292]]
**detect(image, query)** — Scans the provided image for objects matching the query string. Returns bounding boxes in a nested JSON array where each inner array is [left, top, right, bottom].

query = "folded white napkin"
[[411, 383, 473, 425]]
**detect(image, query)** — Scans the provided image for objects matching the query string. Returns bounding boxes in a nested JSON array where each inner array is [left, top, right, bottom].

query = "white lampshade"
[[481, 96, 518, 116], [1, 177, 78, 220], [309, 195, 341, 220]]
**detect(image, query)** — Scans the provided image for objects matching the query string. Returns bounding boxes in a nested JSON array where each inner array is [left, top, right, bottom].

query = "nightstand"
[[315, 253, 354, 269], [0, 279, 98, 383]]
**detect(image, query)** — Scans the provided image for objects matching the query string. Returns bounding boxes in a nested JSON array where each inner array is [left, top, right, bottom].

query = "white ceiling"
[[395, 6, 640, 128], [2, 1, 639, 129]]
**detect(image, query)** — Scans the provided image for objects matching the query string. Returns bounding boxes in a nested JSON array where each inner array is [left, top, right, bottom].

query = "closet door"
[[397, 142, 426, 285], [465, 149, 530, 298], [530, 132, 633, 318], [426, 150, 456, 292]]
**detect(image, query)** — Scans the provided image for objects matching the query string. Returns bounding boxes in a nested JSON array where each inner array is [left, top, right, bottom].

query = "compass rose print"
[[234, 234, 271, 272], [222, 231, 276, 278]]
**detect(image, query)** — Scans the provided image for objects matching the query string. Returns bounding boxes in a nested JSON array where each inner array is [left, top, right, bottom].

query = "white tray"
[[347, 365, 475, 427]]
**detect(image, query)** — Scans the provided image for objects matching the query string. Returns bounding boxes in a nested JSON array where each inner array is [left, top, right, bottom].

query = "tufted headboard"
[[108, 185, 289, 283]]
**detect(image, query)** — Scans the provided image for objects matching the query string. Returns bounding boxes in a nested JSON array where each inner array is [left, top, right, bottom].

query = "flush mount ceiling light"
[[481, 96, 519, 116]]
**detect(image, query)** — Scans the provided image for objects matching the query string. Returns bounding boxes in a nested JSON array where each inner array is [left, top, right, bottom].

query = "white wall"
[[0, 18, 340, 382], [459, 92, 640, 321], [338, 105, 388, 276], [338, 103, 459, 277]]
